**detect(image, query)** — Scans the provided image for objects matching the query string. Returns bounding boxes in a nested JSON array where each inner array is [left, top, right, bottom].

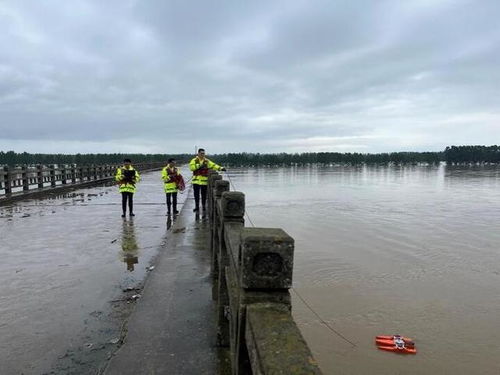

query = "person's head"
[[197, 148, 206, 159], [168, 158, 175, 165], [123, 158, 132, 167]]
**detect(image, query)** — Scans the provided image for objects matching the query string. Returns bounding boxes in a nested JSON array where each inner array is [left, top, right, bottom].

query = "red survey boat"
[[375, 335, 417, 354]]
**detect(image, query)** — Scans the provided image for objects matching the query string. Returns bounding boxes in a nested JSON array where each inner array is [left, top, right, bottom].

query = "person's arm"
[[189, 158, 198, 172], [161, 167, 168, 182], [207, 159, 225, 171], [115, 168, 122, 183], [134, 170, 141, 183]]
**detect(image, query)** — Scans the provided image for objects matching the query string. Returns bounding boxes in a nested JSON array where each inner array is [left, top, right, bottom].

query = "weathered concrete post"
[[85, 166, 91, 181], [37, 165, 44, 189], [22, 166, 30, 191], [60, 164, 67, 185], [241, 228, 321, 374], [228, 228, 293, 374], [208, 173, 223, 291], [218, 191, 245, 350], [49, 165, 56, 187], [92, 165, 98, 180], [208, 172, 222, 229], [4, 166, 12, 195], [78, 166, 84, 182], [71, 165, 77, 184]]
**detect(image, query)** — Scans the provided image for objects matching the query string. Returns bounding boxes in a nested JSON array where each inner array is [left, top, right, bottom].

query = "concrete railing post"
[[60, 164, 67, 185], [208, 172, 222, 229], [78, 167, 85, 183], [71, 165, 77, 184], [239, 228, 294, 291], [208, 173, 223, 283], [85, 166, 91, 181], [4, 166, 12, 195], [22, 166, 30, 191], [49, 165, 56, 187], [227, 228, 294, 375], [217, 191, 244, 352], [37, 165, 44, 189]]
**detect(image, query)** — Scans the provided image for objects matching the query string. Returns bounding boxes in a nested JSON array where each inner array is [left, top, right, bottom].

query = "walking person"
[[161, 158, 184, 216], [115, 159, 141, 218], [189, 148, 225, 212]]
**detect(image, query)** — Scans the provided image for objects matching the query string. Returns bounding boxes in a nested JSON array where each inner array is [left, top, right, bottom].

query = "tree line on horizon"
[[0, 145, 498, 167]]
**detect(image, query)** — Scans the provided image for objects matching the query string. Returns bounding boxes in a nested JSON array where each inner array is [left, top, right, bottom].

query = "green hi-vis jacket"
[[189, 157, 222, 185], [115, 166, 141, 193], [161, 164, 181, 193]]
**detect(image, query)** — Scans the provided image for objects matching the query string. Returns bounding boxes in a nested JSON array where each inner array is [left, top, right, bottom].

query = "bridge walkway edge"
[[104, 190, 225, 375]]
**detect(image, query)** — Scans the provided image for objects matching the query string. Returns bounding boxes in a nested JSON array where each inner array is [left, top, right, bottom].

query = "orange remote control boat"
[[375, 335, 417, 354]]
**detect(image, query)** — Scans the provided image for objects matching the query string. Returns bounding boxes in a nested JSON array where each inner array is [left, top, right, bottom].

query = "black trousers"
[[193, 184, 207, 209], [166, 192, 178, 213], [121, 192, 134, 214]]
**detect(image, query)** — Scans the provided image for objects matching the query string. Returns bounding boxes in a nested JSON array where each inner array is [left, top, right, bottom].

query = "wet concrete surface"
[[104, 191, 222, 375], [0, 169, 191, 374]]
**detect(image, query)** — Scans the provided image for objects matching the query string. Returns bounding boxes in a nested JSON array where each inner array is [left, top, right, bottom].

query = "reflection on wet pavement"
[[121, 220, 139, 272], [0, 167, 190, 375]]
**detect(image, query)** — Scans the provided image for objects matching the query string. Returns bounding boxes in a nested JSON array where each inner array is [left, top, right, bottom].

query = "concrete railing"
[[208, 172, 322, 375], [0, 162, 164, 198]]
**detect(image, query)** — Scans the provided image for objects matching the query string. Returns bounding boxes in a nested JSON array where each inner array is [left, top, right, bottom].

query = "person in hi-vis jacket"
[[161, 158, 183, 216], [115, 159, 140, 218], [189, 148, 225, 212]]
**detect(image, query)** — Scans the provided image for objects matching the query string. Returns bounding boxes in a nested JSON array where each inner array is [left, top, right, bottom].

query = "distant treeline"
[[215, 151, 443, 166], [443, 145, 500, 164], [0, 152, 191, 167], [0, 145, 499, 167]]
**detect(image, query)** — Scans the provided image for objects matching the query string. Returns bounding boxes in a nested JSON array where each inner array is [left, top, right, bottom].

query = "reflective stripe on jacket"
[[115, 166, 141, 193], [189, 157, 222, 185], [161, 165, 180, 193]]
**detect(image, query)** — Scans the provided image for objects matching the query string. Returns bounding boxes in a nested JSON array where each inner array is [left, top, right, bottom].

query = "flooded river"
[[1, 164, 499, 374], [226, 164, 500, 375]]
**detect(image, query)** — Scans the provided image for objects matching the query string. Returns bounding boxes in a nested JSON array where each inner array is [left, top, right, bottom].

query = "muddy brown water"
[[226, 164, 500, 375], [1, 164, 500, 374]]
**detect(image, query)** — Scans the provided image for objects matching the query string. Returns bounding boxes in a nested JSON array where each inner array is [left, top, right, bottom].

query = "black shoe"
[[167, 211, 171, 216], [130, 213, 135, 217], [174, 210, 179, 214], [193, 207, 199, 212], [121, 214, 126, 218]]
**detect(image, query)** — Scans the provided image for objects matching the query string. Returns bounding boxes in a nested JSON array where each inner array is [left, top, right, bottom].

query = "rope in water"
[[223, 172, 256, 228], [221, 170, 357, 348]]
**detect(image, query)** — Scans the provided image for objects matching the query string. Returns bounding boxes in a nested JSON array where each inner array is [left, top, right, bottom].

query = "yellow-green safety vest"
[[189, 157, 222, 185], [161, 165, 180, 193], [115, 166, 140, 193]]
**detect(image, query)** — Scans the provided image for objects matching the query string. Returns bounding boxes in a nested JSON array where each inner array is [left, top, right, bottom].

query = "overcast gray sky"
[[0, 0, 499, 154]]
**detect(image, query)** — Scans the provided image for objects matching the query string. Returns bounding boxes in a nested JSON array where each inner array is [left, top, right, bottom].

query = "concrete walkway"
[[104, 192, 220, 375]]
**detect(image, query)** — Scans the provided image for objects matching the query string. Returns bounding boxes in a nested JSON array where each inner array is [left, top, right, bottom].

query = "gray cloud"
[[0, 0, 499, 154]]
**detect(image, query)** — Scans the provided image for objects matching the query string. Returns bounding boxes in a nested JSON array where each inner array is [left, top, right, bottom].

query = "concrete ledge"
[[245, 303, 322, 375]]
